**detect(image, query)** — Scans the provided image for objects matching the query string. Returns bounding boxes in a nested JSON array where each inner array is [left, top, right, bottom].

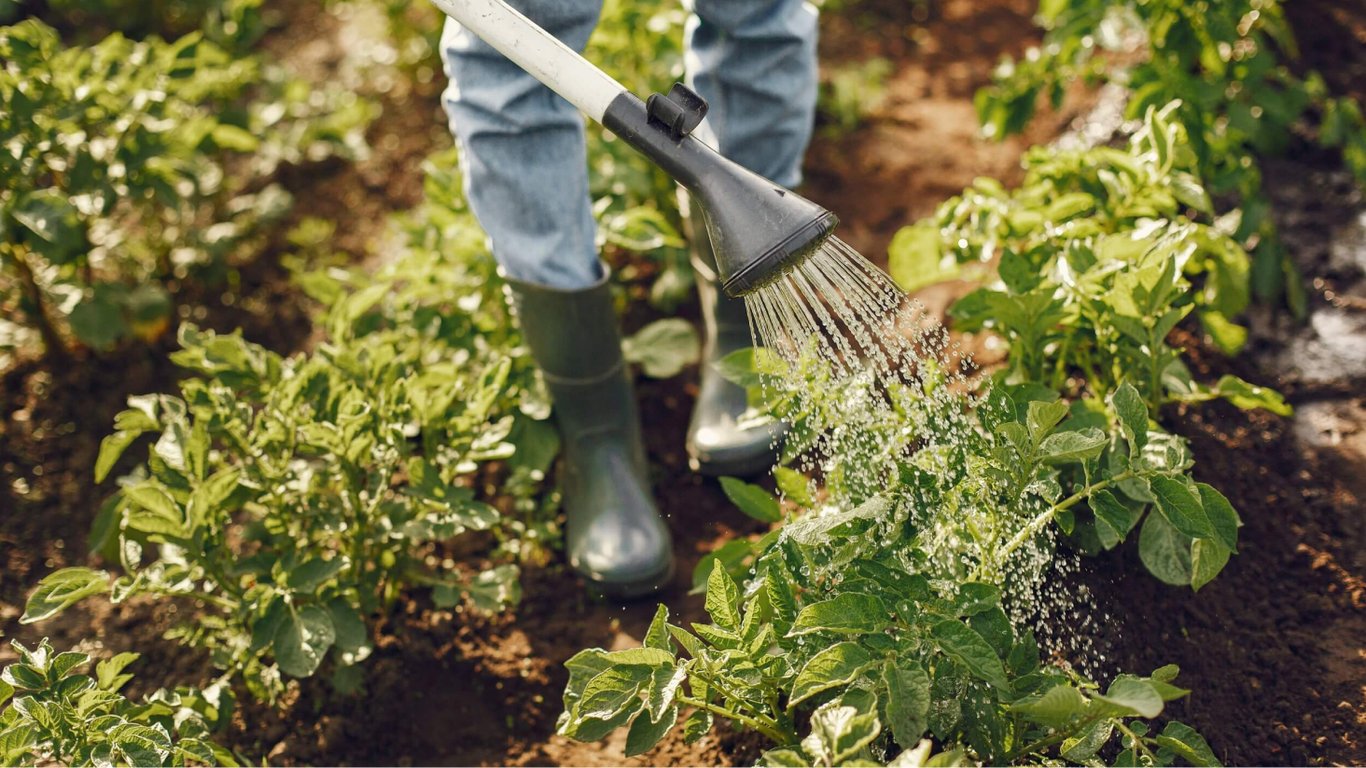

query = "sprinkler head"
[[602, 85, 840, 297]]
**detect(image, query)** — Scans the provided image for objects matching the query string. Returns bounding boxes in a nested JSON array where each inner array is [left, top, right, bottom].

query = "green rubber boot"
[[504, 271, 674, 598], [684, 196, 787, 476]]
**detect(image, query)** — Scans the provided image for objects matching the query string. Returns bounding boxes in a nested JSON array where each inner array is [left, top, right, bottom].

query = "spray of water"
[[742, 235, 1108, 673]]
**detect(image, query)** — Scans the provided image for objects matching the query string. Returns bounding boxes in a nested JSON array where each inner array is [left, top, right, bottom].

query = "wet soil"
[[3, 0, 1365, 765]]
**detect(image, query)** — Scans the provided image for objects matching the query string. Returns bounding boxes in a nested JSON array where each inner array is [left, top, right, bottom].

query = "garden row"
[[3, 0, 1363, 765]]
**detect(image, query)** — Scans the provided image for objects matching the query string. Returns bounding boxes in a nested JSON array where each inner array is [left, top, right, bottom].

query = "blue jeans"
[[440, 0, 819, 289]]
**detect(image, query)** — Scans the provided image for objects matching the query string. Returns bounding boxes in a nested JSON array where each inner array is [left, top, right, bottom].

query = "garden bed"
[[2, 0, 1363, 765]]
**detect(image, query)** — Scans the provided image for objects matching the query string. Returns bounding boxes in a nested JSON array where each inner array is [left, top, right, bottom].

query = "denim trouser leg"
[[685, 0, 819, 189], [439, 0, 819, 290], [440, 0, 605, 290]]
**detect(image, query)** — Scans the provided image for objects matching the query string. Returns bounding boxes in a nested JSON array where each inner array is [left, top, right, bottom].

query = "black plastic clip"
[[646, 82, 709, 141]]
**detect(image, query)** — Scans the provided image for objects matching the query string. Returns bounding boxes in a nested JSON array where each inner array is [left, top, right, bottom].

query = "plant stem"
[[676, 693, 789, 744], [4, 244, 68, 360], [1114, 720, 1157, 762], [1006, 713, 1105, 761], [984, 469, 1136, 578]]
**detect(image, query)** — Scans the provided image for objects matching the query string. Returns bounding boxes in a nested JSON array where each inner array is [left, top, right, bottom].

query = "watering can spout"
[[602, 87, 838, 297]]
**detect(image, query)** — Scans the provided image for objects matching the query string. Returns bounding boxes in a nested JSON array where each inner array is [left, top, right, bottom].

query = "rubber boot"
[[503, 271, 673, 598], [684, 195, 787, 476]]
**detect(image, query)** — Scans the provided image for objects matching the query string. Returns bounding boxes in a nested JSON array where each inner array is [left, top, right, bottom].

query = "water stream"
[[742, 235, 1107, 673]]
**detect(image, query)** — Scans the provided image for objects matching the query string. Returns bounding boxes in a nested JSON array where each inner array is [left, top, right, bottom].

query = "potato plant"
[[17, 201, 561, 700], [562, 565, 1216, 766], [0, 639, 236, 766], [23, 319, 523, 701], [975, 0, 1366, 312], [892, 102, 1288, 416], [29, 0, 266, 50], [559, 345, 1232, 763], [0, 20, 372, 361]]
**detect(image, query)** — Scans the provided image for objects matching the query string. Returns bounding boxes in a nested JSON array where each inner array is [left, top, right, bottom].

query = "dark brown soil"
[[3, 0, 1364, 766]]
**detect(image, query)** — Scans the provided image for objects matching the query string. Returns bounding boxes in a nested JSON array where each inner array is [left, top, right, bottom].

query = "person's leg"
[[439, 0, 603, 289], [441, 1, 673, 597], [684, 0, 819, 188], [682, 0, 819, 474]]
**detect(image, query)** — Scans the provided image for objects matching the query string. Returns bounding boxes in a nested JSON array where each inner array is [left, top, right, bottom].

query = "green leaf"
[[625, 704, 677, 756], [95, 652, 139, 693], [704, 560, 741, 631], [1012, 684, 1087, 727], [1150, 476, 1214, 540], [327, 598, 371, 665], [882, 660, 930, 748], [577, 665, 650, 720], [186, 467, 241, 528], [210, 123, 260, 151], [95, 426, 150, 484], [287, 557, 347, 593], [1038, 428, 1107, 463], [720, 477, 782, 523], [1210, 375, 1291, 416], [774, 466, 815, 507], [11, 189, 85, 263], [789, 593, 887, 637], [623, 319, 700, 378], [681, 707, 712, 744], [1196, 483, 1240, 552], [1025, 400, 1070, 442], [889, 222, 958, 293], [602, 647, 675, 667], [1156, 721, 1222, 767], [1094, 676, 1164, 718], [465, 565, 521, 613], [759, 748, 810, 767], [1061, 718, 1115, 762], [691, 538, 753, 594], [273, 605, 337, 678], [1090, 490, 1140, 549], [789, 642, 873, 707], [0, 679, 12, 707], [644, 605, 671, 651], [68, 290, 128, 350], [22, 567, 109, 623], [1190, 538, 1231, 591], [805, 701, 882, 765], [1111, 383, 1149, 450], [1138, 512, 1193, 587], [123, 483, 187, 538], [930, 620, 1010, 691]]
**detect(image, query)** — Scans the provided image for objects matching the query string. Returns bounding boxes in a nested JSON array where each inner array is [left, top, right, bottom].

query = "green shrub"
[[975, 0, 1366, 313], [0, 638, 236, 766], [17, 187, 556, 699], [558, 358, 1227, 762], [36, 0, 266, 50], [892, 102, 1289, 415], [0, 19, 372, 361]]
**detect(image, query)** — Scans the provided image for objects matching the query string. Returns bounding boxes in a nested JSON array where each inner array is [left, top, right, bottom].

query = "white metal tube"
[[429, 0, 628, 123]]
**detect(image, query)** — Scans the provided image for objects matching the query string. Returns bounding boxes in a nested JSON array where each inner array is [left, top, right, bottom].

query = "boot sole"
[[688, 449, 778, 478], [586, 558, 677, 601]]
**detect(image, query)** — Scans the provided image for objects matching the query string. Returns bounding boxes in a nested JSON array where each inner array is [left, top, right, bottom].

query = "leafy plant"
[[560, 558, 1216, 765], [819, 57, 893, 136], [0, 638, 236, 766], [23, 296, 532, 700], [557, 339, 1232, 762], [0, 19, 373, 361], [37, 0, 267, 50], [892, 102, 1288, 416], [975, 0, 1366, 313]]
